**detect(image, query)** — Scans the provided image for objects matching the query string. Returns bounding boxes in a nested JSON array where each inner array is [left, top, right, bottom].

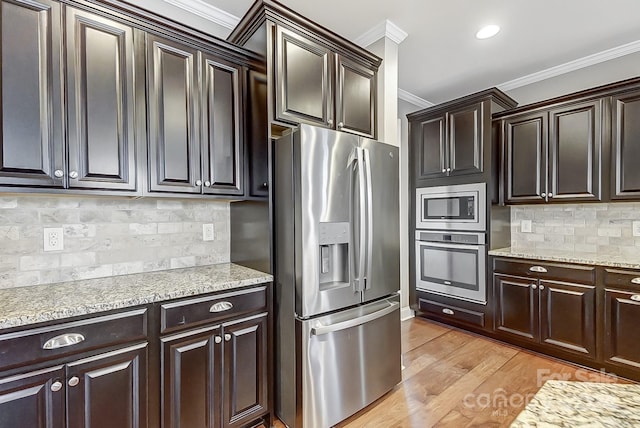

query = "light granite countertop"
[[489, 247, 640, 270], [511, 380, 640, 427], [0, 263, 273, 330]]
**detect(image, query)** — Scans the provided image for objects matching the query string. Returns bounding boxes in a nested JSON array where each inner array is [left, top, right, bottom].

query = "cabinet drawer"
[[418, 298, 485, 328], [603, 268, 640, 290], [0, 308, 147, 371], [493, 258, 595, 284], [160, 286, 268, 333]]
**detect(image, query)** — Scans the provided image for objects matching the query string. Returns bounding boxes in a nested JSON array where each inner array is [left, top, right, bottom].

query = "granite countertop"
[[0, 263, 273, 330], [511, 380, 640, 427], [489, 247, 640, 270]]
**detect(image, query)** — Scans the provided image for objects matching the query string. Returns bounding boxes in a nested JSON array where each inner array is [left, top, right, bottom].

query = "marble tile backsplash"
[[0, 195, 230, 289], [511, 203, 640, 256]]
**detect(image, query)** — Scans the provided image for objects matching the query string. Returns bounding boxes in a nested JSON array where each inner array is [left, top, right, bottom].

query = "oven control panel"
[[415, 231, 485, 245]]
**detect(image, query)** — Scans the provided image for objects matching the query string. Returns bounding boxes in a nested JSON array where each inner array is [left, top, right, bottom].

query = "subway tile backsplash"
[[0, 195, 230, 289], [511, 203, 640, 256]]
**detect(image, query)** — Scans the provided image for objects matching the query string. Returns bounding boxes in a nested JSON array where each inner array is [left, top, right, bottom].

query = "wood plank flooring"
[[274, 317, 629, 428]]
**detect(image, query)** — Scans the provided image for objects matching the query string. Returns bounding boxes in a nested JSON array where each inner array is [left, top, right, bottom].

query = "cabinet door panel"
[[223, 314, 268, 428], [201, 54, 243, 195], [66, 344, 147, 428], [494, 274, 537, 341], [0, 365, 64, 428], [414, 116, 446, 180], [66, 8, 137, 191], [275, 26, 333, 127], [0, 0, 63, 187], [336, 56, 375, 138], [504, 113, 547, 203], [612, 91, 640, 199], [147, 34, 201, 193], [449, 103, 482, 176], [247, 71, 269, 197], [162, 326, 221, 428], [549, 100, 601, 201], [539, 280, 596, 358], [604, 288, 640, 369]]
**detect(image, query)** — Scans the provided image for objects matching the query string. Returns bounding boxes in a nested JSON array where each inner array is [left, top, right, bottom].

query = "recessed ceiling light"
[[476, 25, 500, 39]]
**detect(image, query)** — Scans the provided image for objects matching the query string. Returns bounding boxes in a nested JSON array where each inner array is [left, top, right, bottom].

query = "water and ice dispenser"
[[318, 222, 350, 289]]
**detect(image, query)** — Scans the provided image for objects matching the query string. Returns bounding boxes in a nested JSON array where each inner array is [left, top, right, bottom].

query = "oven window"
[[423, 196, 475, 220], [419, 245, 478, 291]]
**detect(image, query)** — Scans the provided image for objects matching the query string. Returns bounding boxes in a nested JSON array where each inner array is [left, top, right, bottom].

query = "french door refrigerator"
[[273, 124, 401, 428]]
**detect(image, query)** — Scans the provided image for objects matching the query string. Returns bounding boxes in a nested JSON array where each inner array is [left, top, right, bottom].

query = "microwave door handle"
[[363, 148, 374, 289]]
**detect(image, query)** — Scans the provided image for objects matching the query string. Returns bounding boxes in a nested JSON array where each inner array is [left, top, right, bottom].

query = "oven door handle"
[[416, 240, 485, 251]]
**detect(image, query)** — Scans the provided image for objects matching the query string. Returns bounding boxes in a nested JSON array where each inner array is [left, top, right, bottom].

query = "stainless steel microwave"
[[415, 182, 486, 231]]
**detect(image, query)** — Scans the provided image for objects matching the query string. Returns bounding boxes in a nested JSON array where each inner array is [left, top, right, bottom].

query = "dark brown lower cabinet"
[[0, 365, 65, 428], [604, 288, 640, 370], [494, 274, 596, 359], [161, 313, 268, 428]]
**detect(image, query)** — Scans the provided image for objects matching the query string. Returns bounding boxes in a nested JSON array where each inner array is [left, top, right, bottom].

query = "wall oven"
[[415, 182, 486, 231], [415, 230, 486, 304]]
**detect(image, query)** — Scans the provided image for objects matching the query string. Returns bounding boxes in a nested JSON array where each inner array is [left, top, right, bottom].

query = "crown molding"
[[498, 39, 640, 91], [398, 89, 434, 108], [163, 0, 240, 30], [354, 19, 408, 47]]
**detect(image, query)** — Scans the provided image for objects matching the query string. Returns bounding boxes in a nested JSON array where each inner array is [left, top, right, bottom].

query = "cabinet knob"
[[262, 182, 268, 189], [205, 180, 211, 187], [441, 169, 446, 173], [446, 167, 451, 172], [214, 336, 222, 344], [541, 192, 546, 198], [224, 334, 231, 342], [531, 284, 538, 290], [54, 169, 64, 178], [68, 376, 80, 387], [51, 381, 63, 392], [337, 122, 344, 129], [328, 119, 334, 126], [548, 193, 553, 198], [195, 179, 202, 186], [539, 285, 545, 291], [69, 171, 78, 179]]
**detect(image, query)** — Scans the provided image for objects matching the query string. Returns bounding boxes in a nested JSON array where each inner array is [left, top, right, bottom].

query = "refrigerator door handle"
[[310, 301, 399, 336], [363, 148, 374, 289], [355, 147, 367, 292]]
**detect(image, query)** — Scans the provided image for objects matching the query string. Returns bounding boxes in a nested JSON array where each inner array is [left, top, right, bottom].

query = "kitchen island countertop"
[[0, 263, 272, 330], [489, 247, 640, 270]]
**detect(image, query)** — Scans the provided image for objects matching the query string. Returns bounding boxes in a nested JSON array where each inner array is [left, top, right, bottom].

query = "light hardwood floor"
[[274, 317, 628, 428]]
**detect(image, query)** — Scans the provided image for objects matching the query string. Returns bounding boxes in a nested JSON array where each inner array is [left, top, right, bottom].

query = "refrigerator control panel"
[[318, 222, 349, 245]]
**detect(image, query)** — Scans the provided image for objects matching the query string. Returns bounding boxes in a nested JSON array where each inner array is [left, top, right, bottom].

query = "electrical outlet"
[[203, 224, 215, 241], [43, 227, 64, 251], [521, 220, 532, 233], [633, 221, 640, 237]]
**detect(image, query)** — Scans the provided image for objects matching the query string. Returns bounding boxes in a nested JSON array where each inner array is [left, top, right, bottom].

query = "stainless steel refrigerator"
[[273, 124, 401, 428]]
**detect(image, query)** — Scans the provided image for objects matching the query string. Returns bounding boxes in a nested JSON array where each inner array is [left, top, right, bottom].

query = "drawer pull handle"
[[442, 308, 454, 315], [209, 301, 233, 313], [43, 333, 85, 350], [630, 295, 640, 302], [50, 381, 63, 392], [631, 278, 640, 285], [529, 266, 548, 273]]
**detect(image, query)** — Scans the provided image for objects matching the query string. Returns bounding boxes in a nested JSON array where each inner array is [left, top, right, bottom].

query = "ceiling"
[[153, 0, 640, 105]]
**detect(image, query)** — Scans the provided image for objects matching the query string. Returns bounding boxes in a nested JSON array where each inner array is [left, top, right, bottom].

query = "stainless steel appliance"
[[415, 182, 486, 231], [414, 230, 487, 304], [274, 124, 401, 428]]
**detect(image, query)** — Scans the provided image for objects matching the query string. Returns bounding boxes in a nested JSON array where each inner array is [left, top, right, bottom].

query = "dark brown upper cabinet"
[[408, 88, 517, 182], [0, 0, 64, 188], [502, 99, 603, 204], [611, 90, 640, 199], [246, 70, 269, 197], [66, 7, 137, 191], [228, 0, 380, 139], [146, 34, 244, 196]]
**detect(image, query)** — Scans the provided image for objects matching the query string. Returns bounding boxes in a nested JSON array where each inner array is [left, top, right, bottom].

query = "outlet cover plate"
[[633, 221, 640, 237], [203, 224, 215, 241], [43, 227, 64, 251], [521, 220, 532, 233]]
